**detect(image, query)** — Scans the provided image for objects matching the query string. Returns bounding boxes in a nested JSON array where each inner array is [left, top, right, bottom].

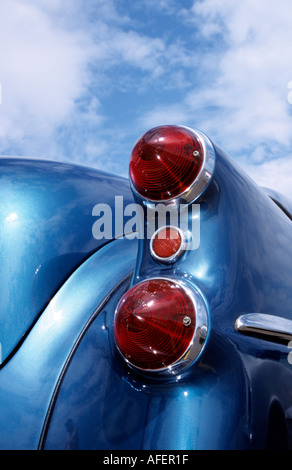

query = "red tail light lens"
[[150, 226, 185, 262], [152, 227, 181, 258], [129, 125, 204, 201], [113, 278, 197, 372]]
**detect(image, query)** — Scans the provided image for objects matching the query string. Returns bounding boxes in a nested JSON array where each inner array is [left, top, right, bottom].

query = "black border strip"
[[270, 197, 292, 221]]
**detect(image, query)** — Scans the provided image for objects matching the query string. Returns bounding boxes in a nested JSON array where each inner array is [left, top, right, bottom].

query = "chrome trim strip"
[[175, 127, 216, 205], [235, 313, 292, 342]]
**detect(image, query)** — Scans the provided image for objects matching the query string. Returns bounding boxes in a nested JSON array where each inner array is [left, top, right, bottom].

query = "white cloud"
[[0, 0, 95, 156], [0, 0, 291, 201], [140, 0, 292, 199], [244, 157, 292, 200], [140, 104, 189, 130], [0, 0, 194, 168], [187, 0, 292, 148]]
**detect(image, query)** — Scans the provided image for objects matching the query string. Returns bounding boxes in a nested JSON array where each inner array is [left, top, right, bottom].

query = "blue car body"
[[0, 134, 292, 450]]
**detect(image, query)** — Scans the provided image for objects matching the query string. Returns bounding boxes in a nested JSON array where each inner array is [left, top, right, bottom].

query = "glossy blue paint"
[[0, 236, 137, 449], [0, 158, 134, 363], [42, 279, 250, 450], [1, 134, 292, 450], [263, 187, 292, 219], [41, 144, 292, 449]]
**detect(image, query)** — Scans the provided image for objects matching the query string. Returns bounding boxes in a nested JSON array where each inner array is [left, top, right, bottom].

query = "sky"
[[0, 0, 292, 198]]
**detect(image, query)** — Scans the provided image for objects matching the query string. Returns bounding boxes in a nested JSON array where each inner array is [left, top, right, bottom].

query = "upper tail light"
[[113, 278, 208, 374], [129, 125, 215, 203]]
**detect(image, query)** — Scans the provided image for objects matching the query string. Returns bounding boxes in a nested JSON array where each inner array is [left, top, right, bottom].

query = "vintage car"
[[0, 125, 291, 451]]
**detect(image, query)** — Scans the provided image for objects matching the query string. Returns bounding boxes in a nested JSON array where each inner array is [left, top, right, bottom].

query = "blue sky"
[[0, 0, 292, 198]]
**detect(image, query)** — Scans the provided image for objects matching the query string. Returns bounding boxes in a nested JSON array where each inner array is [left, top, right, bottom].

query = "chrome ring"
[[130, 127, 216, 207], [115, 276, 209, 376], [149, 226, 186, 264]]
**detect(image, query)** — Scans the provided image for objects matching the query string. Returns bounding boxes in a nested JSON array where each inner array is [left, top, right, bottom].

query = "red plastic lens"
[[129, 125, 203, 201], [152, 227, 182, 259], [113, 279, 196, 371]]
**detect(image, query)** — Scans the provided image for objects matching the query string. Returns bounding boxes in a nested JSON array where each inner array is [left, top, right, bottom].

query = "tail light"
[[150, 226, 185, 263], [113, 278, 208, 374], [129, 125, 215, 203], [117, 125, 211, 375]]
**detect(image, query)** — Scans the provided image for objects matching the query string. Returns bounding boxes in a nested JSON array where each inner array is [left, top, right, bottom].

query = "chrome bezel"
[[149, 226, 186, 264], [114, 277, 209, 376], [130, 126, 216, 207]]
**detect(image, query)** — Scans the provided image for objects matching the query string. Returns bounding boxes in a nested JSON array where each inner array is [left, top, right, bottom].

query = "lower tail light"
[[113, 278, 208, 374]]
